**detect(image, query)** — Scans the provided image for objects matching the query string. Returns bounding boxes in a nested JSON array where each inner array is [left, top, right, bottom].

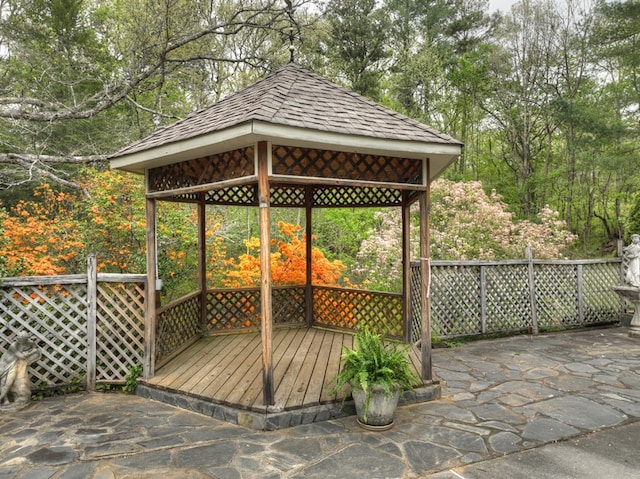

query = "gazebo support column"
[[402, 195, 412, 344], [258, 141, 274, 405], [419, 183, 433, 382], [198, 193, 208, 332], [305, 186, 313, 328], [144, 196, 157, 380]]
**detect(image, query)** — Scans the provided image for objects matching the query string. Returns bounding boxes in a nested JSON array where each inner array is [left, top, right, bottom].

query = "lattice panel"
[[0, 284, 88, 387], [206, 289, 260, 331], [271, 185, 306, 207], [148, 147, 255, 192], [535, 264, 579, 327], [272, 287, 306, 324], [485, 265, 531, 332], [430, 265, 482, 337], [156, 294, 201, 364], [272, 145, 423, 184], [313, 186, 403, 207], [204, 184, 257, 205], [410, 264, 422, 343], [313, 286, 404, 338], [581, 263, 622, 324], [205, 288, 306, 333], [95, 283, 145, 382]]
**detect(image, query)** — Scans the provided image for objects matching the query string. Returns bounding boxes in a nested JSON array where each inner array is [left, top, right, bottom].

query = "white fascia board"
[[109, 120, 462, 177], [251, 121, 462, 159], [109, 123, 256, 174]]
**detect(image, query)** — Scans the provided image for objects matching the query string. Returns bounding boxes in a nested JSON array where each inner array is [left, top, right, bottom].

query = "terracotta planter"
[[352, 385, 400, 430]]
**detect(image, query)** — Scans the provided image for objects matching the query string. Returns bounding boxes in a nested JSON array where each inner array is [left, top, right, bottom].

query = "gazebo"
[[110, 63, 462, 428]]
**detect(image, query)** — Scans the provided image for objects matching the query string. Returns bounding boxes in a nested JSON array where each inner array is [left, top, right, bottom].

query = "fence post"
[[86, 254, 97, 391], [526, 246, 539, 335]]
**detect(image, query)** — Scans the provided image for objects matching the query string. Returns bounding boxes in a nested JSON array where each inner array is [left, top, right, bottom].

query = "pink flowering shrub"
[[354, 179, 576, 291]]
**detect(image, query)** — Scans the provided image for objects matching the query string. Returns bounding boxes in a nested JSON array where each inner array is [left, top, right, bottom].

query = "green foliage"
[[324, 0, 390, 99], [123, 364, 144, 393], [330, 329, 418, 421], [625, 194, 640, 242]]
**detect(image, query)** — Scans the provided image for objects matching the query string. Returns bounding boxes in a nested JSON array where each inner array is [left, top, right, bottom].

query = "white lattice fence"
[[0, 266, 145, 390], [0, 277, 88, 386], [412, 257, 623, 340], [95, 278, 145, 383]]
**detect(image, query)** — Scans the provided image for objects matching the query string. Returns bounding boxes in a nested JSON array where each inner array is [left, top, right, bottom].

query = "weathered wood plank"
[[147, 339, 213, 388], [162, 335, 241, 390], [186, 334, 256, 395], [199, 333, 265, 400], [229, 328, 304, 408], [320, 330, 351, 403], [272, 328, 317, 406], [301, 329, 332, 407]]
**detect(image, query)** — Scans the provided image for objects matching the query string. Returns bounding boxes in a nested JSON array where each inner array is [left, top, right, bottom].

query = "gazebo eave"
[[109, 120, 461, 180]]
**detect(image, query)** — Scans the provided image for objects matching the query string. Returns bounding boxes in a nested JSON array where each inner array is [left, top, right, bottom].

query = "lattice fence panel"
[[0, 284, 87, 388], [535, 264, 579, 328], [485, 264, 531, 332], [273, 287, 306, 325], [313, 287, 403, 338], [271, 185, 306, 207], [206, 287, 306, 333], [206, 289, 260, 332], [581, 262, 622, 324], [430, 265, 482, 337], [410, 264, 422, 343], [95, 282, 145, 383], [156, 293, 201, 364]]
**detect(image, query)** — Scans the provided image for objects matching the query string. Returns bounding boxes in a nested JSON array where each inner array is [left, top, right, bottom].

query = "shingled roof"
[[110, 63, 462, 175]]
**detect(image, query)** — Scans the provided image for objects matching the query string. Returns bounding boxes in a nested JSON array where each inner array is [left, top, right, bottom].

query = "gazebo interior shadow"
[[110, 63, 462, 430]]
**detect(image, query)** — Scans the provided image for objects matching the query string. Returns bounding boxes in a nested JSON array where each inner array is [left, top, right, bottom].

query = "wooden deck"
[[144, 327, 424, 412]]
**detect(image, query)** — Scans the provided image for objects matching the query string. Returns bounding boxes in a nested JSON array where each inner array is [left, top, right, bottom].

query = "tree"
[[481, 0, 559, 216], [0, 0, 307, 199], [323, 0, 390, 99]]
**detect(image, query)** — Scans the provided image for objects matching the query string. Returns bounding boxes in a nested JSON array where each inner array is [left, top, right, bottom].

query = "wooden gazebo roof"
[[110, 63, 461, 180]]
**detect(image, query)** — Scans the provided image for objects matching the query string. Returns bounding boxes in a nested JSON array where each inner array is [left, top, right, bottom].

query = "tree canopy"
[[1, 0, 639, 279]]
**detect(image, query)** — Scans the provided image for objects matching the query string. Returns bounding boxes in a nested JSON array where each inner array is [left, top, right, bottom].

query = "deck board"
[[146, 328, 423, 412]]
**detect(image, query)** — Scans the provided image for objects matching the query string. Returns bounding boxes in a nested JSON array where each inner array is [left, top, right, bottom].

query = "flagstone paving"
[[1, 326, 639, 478]]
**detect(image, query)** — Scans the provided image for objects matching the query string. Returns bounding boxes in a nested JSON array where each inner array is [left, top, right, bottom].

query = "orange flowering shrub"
[[222, 221, 346, 288], [1, 184, 84, 276]]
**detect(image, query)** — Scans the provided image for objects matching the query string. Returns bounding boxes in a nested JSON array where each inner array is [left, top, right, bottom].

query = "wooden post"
[[198, 193, 208, 332], [144, 196, 157, 379], [258, 141, 274, 405], [402, 194, 412, 344], [419, 161, 432, 382], [86, 254, 97, 391], [305, 185, 313, 328], [526, 246, 539, 335]]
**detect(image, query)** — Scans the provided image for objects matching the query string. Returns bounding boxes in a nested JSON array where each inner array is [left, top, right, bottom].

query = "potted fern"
[[330, 328, 419, 430]]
